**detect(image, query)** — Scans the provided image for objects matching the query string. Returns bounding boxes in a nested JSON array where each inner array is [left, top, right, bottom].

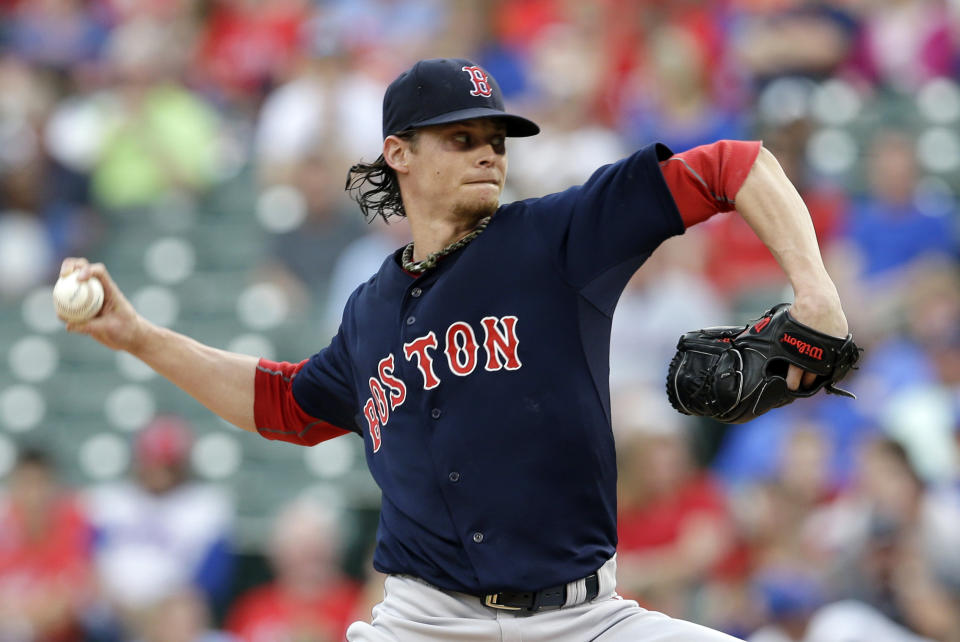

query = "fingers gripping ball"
[[53, 271, 104, 323], [666, 303, 862, 424]]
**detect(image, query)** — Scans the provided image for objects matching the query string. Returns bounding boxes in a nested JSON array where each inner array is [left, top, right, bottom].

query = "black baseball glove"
[[666, 303, 861, 424]]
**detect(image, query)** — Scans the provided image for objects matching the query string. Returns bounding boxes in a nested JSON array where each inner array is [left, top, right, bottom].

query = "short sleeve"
[[291, 325, 360, 433], [524, 142, 685, 289]]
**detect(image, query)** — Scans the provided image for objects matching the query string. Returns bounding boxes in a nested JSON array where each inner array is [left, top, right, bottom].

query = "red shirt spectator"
[[225, 496, 363, 642], [226, 579, 362, 642], [0, 450, 94, 642], [195, 0, 309, 100]]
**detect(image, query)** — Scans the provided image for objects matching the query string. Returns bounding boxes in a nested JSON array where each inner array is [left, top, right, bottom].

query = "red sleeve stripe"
[[663, 154, 736, 207], [256, 363, 295, 381], [254, 358, 351, 446], [659, 140, 762, 227]]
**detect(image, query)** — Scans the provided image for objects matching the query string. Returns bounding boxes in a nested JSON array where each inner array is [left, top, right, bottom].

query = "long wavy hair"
[[344, 130, 419, 224]]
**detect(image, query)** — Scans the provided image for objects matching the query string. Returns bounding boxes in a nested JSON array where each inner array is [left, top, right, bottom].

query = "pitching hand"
[[58, 258, 147, 353]]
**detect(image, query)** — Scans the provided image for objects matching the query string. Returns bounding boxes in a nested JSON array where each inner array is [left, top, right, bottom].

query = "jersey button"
[[406, 316, 416, 325], [472, 532, 484, 543], [448, 471, 460, 482], [411, 287, 422, 298], [431, 408, 442, 419]]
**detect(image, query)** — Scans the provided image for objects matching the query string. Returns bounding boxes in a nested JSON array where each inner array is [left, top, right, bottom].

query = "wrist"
[[789, 287, 848, 338], [791, 273, 840, 306], [126, 317, 159, 357]]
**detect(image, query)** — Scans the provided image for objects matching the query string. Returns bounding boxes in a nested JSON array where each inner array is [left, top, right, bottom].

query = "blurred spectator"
[[323, 218, 412, 337], [84, 416, 235, 638], [705, 423, 842, 635], [138, 588, 238, 642], [749, 593, 934, 642], [490, 0, 568, 51], [309, 0, 448, 64], [620, 24, 747, 152], [732, 2, 858, 86], [840, 130, 957, 284], [849, 0, 957, 92], [90, 18, 223, 212], [194, 0, 310, 107], [609, 229, 728, 393], [505, 20, 628, 198], [805, 437, 960, 640], [0, 55, 60, 293], [875, 261, 960, 483], [257, 144, 367, 324], [801, 600, 935, 642], [747, 567, 826, 642], [2, 0, 108, 71], [614, 396, 735, 621], [225, 495, 362, 642], [0, 210, 55, 298], [0, 448, 94, 642], [0, 56, 52, 177], [254, 56, 382, 185]]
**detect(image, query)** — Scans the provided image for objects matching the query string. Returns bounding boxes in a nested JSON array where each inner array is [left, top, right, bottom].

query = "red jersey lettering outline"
[[378, 354, 407, 410], [369, 377, 389, 426], [445, 321, 479, 376], [481, 316, 522, 371], [363, 398, 382, 452], [462, 65, 493, 97], [403, 331, 441, 390]]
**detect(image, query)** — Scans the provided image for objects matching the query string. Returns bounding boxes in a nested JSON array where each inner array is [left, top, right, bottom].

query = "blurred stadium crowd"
[[1, 0, 960, 640]]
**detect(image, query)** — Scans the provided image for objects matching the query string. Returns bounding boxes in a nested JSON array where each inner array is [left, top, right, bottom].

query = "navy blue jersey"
[[291, 142, 683, 594]]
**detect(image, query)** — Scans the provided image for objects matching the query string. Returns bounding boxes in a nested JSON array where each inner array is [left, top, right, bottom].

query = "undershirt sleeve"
[[254, 358, 354, 446], [659, 140, 762, 227]]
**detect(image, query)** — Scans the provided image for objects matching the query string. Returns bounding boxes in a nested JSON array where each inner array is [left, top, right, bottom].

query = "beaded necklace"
[[401, 216, 491, 274]]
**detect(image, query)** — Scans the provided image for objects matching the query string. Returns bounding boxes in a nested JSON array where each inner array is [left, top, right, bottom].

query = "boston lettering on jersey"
[[364, 316, 521, 452]]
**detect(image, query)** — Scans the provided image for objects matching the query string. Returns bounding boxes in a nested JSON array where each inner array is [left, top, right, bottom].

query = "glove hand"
[[784, 296, 849, 391], [666, 303, 861, 424]]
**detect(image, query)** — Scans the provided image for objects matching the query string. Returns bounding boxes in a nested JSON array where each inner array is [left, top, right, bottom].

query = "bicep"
[[659, 139, 762, 227]]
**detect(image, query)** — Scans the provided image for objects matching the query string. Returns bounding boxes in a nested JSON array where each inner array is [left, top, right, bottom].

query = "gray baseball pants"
[[347, 556, 743, 641]]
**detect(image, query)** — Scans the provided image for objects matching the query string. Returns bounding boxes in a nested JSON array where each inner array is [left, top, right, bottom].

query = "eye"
[[453, 133, 470, 145], [492, 136, 505, 147]]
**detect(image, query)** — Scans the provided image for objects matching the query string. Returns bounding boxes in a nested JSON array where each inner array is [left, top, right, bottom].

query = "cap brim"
[[409, 107, 540, 137]]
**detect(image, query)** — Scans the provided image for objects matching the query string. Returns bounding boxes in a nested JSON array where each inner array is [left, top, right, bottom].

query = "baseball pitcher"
[[59, 58, 857, 641]]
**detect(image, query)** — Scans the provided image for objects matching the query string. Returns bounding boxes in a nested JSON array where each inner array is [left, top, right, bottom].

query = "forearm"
[[130, 322, 257, 432], [733, 146, 847, 334], [58, 259, 262, 432]]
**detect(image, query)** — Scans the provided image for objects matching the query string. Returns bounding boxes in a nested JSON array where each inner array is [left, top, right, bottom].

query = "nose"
[[477, 143, 500, 167]]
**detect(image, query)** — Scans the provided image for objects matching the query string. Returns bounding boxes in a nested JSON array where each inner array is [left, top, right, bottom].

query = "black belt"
[[482, 572, 600, 612]]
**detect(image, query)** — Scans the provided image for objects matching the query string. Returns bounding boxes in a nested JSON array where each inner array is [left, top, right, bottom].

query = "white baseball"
[[53, 271, 104, 322]]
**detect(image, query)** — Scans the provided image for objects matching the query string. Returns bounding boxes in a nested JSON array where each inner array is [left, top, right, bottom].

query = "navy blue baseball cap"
[[382, 58, 540, 139]]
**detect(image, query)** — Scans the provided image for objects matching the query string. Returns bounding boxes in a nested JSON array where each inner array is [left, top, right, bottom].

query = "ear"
[[383, 136, 411, 174]]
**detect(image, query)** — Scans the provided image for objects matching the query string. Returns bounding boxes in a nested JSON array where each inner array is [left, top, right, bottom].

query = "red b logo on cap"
[[462, 65, 493, 97]]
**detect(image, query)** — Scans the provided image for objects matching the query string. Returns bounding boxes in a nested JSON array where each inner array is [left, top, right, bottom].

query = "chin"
[[452, 197, 499, 223]]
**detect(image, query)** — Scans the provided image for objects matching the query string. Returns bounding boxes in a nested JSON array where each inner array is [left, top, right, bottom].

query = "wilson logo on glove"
[[780, 333, 823, 360]]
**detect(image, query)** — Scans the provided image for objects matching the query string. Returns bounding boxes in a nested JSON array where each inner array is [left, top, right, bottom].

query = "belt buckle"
[[484, 593, 522, 611]]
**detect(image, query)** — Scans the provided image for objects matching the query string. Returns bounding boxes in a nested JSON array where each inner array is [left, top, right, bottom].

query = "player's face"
[[407, 119, 508, 223]]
